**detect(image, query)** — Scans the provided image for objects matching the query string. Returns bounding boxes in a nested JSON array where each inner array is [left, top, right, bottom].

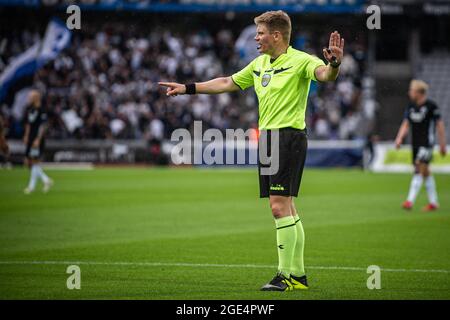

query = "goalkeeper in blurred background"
[[159, 10, 344, 292]]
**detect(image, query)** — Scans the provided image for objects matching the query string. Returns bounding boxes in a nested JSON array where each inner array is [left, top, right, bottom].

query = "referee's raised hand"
[[323, 31, 344, 65], [158, 82, 186, 96]]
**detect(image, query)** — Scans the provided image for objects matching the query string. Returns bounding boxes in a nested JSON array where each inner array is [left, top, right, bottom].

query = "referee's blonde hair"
[[410, 79, 429, 95], [254, 10, 292, 44]]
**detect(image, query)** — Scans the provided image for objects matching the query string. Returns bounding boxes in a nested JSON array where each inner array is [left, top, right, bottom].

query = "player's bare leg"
[[403, 162, 423, 210], [270, 195, 292, 219], [24, 158, 53, 194], [420, 163, 439, 211], [36, 160, 53, 193], [24, 158, 36, 194]]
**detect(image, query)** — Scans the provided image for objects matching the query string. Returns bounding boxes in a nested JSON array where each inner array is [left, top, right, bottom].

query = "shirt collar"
[[270, 46, 291, 64]]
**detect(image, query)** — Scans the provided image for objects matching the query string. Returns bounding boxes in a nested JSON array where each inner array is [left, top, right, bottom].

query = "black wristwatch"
[[330, 60, 341, 68]]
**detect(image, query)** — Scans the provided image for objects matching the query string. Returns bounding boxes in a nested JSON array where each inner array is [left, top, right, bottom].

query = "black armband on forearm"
[[185, 83, 196, 95]]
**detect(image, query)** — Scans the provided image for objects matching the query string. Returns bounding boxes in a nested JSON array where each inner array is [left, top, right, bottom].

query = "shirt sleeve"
[[431, 104, 441, 120], [298, 53, 326, 81], [403, 107, 410, 120], [231, 59, 255, 90]]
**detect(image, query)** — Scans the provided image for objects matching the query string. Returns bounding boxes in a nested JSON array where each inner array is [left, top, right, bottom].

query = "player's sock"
[[275, 216, 297, 278], [291, 214, 305, 277], [425, 175, 438, 205], [27, 165, 39, 190], [35, 165, 50, 184], [407, 174, 423, 203]]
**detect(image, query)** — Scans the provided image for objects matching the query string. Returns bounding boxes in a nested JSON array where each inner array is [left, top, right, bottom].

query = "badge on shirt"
[[261, 74, 271, 87], [28, 110, 38, 123], [410, 106, 427, 122]]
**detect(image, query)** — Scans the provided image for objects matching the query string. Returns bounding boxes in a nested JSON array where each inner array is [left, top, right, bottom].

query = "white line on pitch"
[[0, 260, 448, 274]]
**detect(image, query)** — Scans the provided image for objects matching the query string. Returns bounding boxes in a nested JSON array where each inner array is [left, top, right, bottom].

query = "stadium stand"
[[2, 0, 448, 166], [0, 19, 368, 143], [416, 50, 450, 139]]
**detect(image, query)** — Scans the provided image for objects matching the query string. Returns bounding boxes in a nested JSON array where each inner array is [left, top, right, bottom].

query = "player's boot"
[[260, 272, 293, 292], [422, 203, 438, 212], [23, 187, 34, 195], [43, 179, 54, 193], [402, 200, 413, 210], [290, 274, 309, 290]]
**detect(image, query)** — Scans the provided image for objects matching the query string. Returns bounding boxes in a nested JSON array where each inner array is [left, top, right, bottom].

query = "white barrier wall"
[[370, 143, 450, 174]]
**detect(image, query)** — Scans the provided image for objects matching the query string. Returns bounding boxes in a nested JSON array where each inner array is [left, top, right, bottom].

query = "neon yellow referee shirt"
[[231, 46, 325, 130]]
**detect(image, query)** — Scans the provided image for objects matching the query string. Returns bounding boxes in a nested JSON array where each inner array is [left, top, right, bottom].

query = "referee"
[[159, 11, 343, 291]]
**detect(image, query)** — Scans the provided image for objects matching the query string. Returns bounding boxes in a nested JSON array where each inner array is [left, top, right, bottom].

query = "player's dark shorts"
[[412, 145, 433, 164], [25, 138, 45, 159], [258, 127, 308, 198]]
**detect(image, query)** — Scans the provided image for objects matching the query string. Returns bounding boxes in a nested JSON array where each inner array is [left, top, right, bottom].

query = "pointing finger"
[[159, 82, 176, 87]]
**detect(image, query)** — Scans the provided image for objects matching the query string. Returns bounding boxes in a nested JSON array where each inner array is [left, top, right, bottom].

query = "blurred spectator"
[[1, 22, 368, 141]]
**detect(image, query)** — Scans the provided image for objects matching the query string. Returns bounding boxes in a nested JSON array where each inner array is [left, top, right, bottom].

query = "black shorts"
[[258, 127, 308, 198], [25, 138, 45, 160], [412, 145, 432, 164]]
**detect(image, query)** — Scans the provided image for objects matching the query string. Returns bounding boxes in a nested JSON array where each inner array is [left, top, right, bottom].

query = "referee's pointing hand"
[[158, 82, 186, 96]]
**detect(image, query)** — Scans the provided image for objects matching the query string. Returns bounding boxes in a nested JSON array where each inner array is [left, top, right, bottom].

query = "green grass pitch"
[[0, 167, 449, 300]]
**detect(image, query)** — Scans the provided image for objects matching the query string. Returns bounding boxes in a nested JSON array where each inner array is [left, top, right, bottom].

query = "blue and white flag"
[[0, 18, 71, 105], [39, 18, 72, 63], [235, 25, 259, 67]]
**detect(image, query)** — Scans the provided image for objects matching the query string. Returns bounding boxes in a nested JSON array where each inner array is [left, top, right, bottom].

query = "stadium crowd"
[[1, 22, 369, 142]]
